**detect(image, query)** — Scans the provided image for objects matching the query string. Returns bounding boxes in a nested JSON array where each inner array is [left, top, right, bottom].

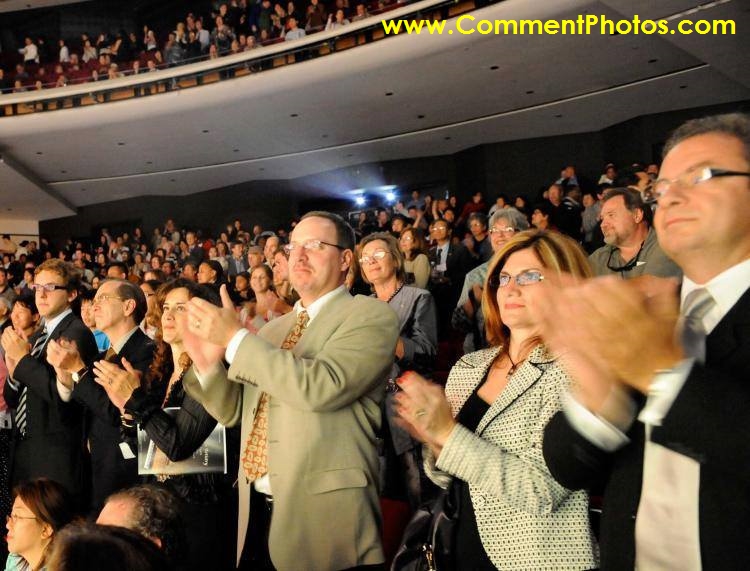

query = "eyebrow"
[[500, 267, 543, 274]]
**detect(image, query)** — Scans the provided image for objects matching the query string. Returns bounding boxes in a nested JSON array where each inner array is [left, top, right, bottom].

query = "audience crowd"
[[0, 112, 748, 570], [0, 0, 388, 94]]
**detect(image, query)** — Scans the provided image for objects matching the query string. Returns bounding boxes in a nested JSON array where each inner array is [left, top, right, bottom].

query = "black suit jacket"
[[71, 327, 155, 512], [543, 287, 750, 570], [3, 312, 98, 498]]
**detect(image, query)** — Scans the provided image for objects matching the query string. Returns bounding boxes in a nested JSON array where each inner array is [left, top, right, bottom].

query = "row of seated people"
[[0, 0, 400, 94]]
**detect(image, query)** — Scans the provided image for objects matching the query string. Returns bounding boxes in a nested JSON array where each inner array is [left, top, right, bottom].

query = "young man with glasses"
[[1, 259, 98, 504], [46, 278, 155, 513], [542, 113, 750, 569], [180, 211, 399, 570], [588, 187, 681, 279]]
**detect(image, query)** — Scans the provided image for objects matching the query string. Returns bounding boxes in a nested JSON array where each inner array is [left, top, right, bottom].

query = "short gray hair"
[[490, 207, 529, 232]]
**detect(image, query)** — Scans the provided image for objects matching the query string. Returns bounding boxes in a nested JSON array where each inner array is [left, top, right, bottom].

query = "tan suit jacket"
[[184, 288, 399, 570]]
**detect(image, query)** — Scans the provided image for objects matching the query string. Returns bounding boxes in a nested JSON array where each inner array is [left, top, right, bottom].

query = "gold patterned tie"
[[242, 309, 309, 481]]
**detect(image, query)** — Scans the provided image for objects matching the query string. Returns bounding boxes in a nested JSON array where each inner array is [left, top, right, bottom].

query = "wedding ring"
[[415, 409, 427, 417]]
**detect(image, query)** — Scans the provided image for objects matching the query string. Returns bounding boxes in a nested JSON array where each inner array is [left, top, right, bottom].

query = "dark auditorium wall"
[[40, 101, 750, 246]]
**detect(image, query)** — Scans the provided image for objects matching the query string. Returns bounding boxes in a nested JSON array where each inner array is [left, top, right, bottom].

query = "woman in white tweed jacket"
[[396, 230, 599, 570]]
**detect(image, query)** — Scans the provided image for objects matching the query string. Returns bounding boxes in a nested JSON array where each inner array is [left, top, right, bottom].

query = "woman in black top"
[[94, 279, 233, 571]]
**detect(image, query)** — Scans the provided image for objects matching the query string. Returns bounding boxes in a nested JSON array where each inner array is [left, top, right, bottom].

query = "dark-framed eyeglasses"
[[31, 283, 67, 293], [359, 250, 389, 265], [282, 239, 345, 255], [606, 240, 645, 273], [642, 166, 750, 204], [488, 269, 544, 288]]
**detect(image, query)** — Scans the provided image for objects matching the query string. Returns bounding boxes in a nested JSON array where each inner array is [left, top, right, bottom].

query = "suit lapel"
[[476, 345, 555, 435], [705, 287, 750, 364]]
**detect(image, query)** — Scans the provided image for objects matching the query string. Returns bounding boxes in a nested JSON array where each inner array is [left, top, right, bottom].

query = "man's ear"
[[633, 208, 644, 224], [340, 249, 353, 273]]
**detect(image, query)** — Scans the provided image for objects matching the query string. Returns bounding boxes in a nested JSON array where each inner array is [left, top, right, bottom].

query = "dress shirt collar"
[[293, 284, 346, 324], [42, 308, 73, 336], [111, 326, 140, 354], [681, 257, 750, 332]]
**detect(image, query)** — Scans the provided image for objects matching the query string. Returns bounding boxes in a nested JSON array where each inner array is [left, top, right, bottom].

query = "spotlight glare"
[[355, 197, 366, 206], [385, 192, 396, 202]]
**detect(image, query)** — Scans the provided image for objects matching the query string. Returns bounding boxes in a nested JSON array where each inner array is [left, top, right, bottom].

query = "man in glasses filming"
[[588, 187, 681, 279]]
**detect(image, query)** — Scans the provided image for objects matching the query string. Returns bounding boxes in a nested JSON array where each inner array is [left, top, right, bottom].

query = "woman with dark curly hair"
[[93, 279, 232, 571]]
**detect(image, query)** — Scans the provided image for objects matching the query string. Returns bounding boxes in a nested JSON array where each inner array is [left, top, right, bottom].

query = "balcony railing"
[[0, 0, 476, 117]]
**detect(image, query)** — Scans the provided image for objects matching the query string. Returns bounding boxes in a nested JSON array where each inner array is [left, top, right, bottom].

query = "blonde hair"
[[482, 230, 592, 348]]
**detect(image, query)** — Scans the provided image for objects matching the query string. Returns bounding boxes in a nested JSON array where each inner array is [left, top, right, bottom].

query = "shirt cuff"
[[225, 329, 250, 364], [562, 391, 631, 452], [56, 379, 73, 402], [638, 358, 694, 426], [6, 377, 20, 391]]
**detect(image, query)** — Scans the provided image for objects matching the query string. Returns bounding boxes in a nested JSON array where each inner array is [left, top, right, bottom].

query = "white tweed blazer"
[[424, 345, 599, 570]]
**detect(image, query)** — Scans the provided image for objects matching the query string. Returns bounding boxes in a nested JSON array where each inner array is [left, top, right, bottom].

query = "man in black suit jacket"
[[428, 219, 476, 339], [47, 278, 155, 513], [540, 113, 750, 569], [1, 259, 98, 502]]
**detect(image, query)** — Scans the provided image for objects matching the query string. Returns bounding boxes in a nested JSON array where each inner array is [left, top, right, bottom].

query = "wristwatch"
[[72, 367, 88, 383]]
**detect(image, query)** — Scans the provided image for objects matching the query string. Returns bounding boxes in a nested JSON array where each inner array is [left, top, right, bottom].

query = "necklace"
[[493, 352, 521, 376], [385, 282, 405, 304]]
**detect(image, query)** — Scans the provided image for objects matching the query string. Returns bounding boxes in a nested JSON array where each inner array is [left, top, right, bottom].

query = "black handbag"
[[391, 481, 460, 571]]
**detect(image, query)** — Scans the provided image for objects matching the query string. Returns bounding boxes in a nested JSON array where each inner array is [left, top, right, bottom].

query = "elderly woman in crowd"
[[396, 230, 598, 570], [359, 232, 438, 508], [398, 227, 430, 289], [453, 207, 530, 352], [5, 478, 77, 571], [93, 279, 231, 571]]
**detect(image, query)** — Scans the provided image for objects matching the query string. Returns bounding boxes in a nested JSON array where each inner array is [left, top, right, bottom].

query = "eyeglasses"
[[282, 239, 345, 255], [359, 250, 389, 265], [606, 240, 645, 273], [489, 226, 517, 236], [93, 295, 125, 305], [6, 514, 37, 524], [642, 166, 750, 203], [31, 283, 67, 293], [488, 269, 545, 288]]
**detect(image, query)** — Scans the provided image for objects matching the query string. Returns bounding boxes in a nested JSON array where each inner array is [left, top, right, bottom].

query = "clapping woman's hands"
[[394, 372, 456, 457]]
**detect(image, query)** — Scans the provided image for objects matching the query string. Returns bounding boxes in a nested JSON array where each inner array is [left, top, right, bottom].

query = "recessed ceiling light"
[[345, 153, 353, 158], [202, 129, 210, 133], [385, 92, 393, 96], [60, 170, 67, 174], [36, 152, 43, 155], [555, 114, 563, 118], [526, 90, 535, 94], [444, 136, 451, 140], [679, 85, 688, 89], [233, 149, 240, 152], [259, 167, 265, 171], [170, 178, 176, 182], [290, 113, 299, 118], [648, 58, 658, 63], [417, 114, 425, 119], [322, 134, 328, 138], [81, 188, 86, 192], [490, 65, 499, 70], [117, 142, 125, 146], [146, 161, 153, 165]]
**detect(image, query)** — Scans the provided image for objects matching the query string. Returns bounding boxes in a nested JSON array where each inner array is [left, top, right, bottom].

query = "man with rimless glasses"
[[180, 211, 398, 570], [1, 259, 98, 505], [588, 187, 681, 279], [542, 113, 750, 570]]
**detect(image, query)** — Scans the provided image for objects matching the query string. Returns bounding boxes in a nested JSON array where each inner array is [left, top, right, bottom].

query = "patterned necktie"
[[17, 327, 49, 436], [680, 288, 716, 363], [242, 310, 309, 481]]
